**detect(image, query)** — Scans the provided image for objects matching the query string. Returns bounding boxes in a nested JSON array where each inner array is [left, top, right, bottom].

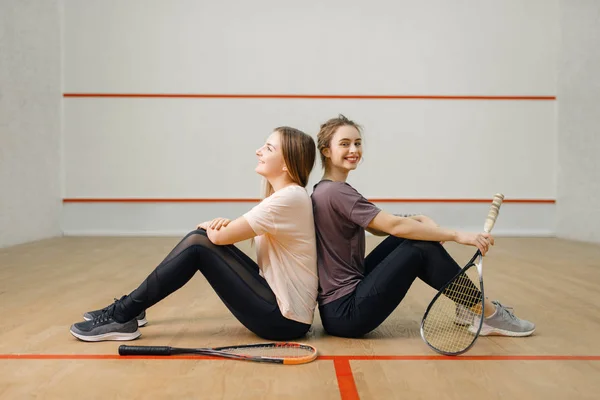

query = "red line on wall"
[[62, 198, 556, 204], [63, 93, 556, 101]]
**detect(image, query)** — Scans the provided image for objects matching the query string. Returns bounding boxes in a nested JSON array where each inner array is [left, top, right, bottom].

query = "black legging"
[[318, 236, 479, 338], [113, 229, 310, 341]]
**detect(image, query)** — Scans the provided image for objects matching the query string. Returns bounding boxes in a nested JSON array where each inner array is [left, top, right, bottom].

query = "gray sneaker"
[[83, 298, 147, 327], [469, 301, 535, 337], [70, 304, 141, 342], [455, 304, 476, 326]]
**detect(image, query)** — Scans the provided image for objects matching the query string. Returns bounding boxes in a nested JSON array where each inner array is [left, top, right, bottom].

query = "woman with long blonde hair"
[[70, 127, 318, 342]]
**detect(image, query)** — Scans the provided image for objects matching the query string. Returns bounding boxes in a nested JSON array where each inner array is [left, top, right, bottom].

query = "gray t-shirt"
[[311, 180, 382, 305]]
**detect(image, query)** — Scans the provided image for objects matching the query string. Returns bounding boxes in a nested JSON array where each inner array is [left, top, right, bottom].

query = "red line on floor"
[[333, 358, 360, 400], [1, 354, 598, 361], [4, 353, 596, 400], [63, 93, 556, 101], [318, 355, 600, 361]]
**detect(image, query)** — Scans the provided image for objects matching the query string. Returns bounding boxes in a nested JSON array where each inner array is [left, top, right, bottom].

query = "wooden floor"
[[1, 236, 599, 399]]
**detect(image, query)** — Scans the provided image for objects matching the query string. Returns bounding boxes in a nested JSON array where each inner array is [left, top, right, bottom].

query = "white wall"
[[61, 0, 558, 235], [0, 0, 62, 248], [556, 0, 600, 243]]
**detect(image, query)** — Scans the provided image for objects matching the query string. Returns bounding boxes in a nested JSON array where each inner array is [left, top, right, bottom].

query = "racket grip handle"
[[484, 193, 504, 233], [118, 345, 173, 356]]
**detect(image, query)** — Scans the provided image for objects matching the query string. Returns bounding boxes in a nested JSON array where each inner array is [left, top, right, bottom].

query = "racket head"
[[420, 256, 485, 356], [212, 342, 318, 365], [419, 193, 504, 355], [119, 341, 318, 365]]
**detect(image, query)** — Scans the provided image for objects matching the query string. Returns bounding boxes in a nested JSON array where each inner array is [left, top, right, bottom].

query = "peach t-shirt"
[[243, 185, 318, 324]]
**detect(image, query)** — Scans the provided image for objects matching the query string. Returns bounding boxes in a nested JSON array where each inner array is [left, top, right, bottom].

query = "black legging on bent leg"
[[113, 229, 310, 341], [318, 236, 480, 338]]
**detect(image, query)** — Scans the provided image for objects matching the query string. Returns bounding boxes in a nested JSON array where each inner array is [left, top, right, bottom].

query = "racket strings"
[[222, 344, 315, 359], [444, 273, 481, 308], [422, 265, 484, 354]]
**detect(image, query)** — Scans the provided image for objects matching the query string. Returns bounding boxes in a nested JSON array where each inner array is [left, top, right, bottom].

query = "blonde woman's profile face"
[[255, 131, 287, 178]]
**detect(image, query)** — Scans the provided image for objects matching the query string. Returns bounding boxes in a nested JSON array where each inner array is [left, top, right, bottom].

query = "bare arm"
[[198, 216, 257, 245], [366, 214, 435, 237], [368, 211, 494, 254], [369, 211, 457, 242], [365, 227, 389, 236]]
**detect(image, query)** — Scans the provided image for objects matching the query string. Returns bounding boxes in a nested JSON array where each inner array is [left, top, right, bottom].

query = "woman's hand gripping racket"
[[118, 341, 317, 365], [420, 193, 504, 355]]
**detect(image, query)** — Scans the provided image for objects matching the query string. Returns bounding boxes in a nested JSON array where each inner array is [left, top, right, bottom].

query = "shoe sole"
[[454, 317, 474, 327], [469, 325, 535, 337], [84, 315, 148, 327], [70, 328, 141, 342]]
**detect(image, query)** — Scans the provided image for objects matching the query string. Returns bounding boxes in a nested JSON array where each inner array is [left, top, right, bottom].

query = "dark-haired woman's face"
[[323, 125, 362, 172]]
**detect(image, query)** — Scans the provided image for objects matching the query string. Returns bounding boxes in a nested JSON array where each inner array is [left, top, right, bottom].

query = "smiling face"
[[321, 125, 362, 173], [255, 131, 287, 179]]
